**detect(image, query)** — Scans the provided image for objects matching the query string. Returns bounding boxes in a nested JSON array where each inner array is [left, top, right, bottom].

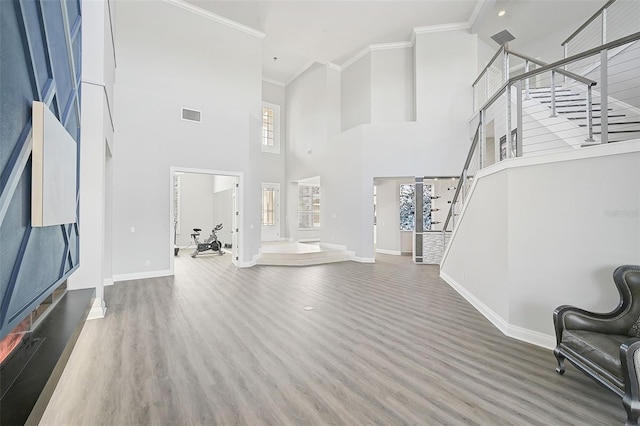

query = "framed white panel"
[[32, 101, 78, 227]]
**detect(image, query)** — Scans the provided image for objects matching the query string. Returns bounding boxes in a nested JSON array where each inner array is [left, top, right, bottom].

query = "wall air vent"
[[490, 29, 516, 46], [181, 107, 201, 123]]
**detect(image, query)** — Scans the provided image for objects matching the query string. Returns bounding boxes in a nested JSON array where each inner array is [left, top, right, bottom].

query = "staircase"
[[528, 86, 640, 143]]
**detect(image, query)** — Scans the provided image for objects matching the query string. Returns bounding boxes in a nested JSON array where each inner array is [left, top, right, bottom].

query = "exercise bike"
[[190, 223, 224, 257]]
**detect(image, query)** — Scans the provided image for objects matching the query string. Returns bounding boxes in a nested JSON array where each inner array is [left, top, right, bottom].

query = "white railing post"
[[563, 45, 568, 83], [550, 71, 557, 117], [525, 60, 531, 100], [586, 85, 595, 142], [485, 73, 489, 102], [503, 47, 510, 83], [602, 8, 607, 45], [516, 80, 523, 157], [600, 49, 609, 144], [506, 85, 512, 158], [479, 110, 485, 168]]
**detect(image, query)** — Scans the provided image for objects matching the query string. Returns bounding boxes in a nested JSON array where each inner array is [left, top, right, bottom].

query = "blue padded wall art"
[[0, 0, 81, 340]]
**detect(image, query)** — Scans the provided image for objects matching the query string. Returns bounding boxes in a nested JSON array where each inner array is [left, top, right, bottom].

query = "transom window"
[[261, 102, 280, 154]]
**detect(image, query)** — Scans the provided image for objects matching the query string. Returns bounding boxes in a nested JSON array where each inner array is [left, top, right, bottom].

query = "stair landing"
[[256, 241, 353, 266]]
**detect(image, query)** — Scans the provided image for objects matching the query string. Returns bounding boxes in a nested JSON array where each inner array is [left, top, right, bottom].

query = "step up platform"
[[256, 241, 354, 266]]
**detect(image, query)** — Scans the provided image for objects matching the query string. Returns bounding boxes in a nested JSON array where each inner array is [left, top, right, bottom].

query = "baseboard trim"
[[440, 271, 554, 350], [103, 278, 114, 287], [353, 256, 375, 263], [376, 248, 402, 255], [113, 269, 173, 283], [319, 242, 348, 251], [507, 323, 555, 350]]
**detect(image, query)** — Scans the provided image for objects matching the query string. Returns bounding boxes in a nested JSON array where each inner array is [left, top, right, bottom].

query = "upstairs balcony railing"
[[562, 0, 640, 66], [444, 30, 640, 246]]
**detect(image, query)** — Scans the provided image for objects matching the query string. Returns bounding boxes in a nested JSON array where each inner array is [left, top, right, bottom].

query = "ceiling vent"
[[491, 29, 516, 46], [181, 107, 201, 123]]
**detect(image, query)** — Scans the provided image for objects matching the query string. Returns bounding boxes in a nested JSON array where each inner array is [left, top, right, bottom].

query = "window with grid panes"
[[298, 184, 320, 229], [262, 187, 276, 226], [261, 102, 280, 154]]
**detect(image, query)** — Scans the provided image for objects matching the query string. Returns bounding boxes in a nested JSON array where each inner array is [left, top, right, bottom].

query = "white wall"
[[284, 29, 478, 259], [341, 55, 371, 131], [371, 47, 415, 123], [415, 29, 476, 137], [441, 141, 640, 347], [285, 63, 341, 241], [69, 0, 115, 315], [261, 81, 287, 239], [212, 189, 233, 246], [175, 173, 214, 247], [113, 1, 262, 276]]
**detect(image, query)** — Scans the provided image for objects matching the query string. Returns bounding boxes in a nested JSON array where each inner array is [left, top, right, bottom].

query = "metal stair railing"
[[445, 30, 640, 249]]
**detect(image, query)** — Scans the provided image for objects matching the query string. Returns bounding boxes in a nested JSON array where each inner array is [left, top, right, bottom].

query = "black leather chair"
[[554, 265, 640, 425]]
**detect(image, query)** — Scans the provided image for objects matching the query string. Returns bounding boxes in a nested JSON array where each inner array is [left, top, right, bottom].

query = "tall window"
[[262, 187, 276, 226], [298, 184, 320, 229], [262, 102, 280, 154]]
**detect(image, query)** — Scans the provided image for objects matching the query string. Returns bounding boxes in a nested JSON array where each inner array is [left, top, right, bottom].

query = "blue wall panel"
[[0, 0, 36, 181], [0, 0, 81, 340]]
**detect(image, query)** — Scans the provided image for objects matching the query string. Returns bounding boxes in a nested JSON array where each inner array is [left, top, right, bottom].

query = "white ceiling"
[[186, 0, 606, 85]]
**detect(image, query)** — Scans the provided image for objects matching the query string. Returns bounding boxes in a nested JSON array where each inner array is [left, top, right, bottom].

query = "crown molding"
[[340, 40, 413, 71], [262, 77, 285, 87], [163, 0, 265, 39], [327, 62, 342, 72], [371, 41, 414, 52], [413, 22, 470, 35], [340, 46, 370, 70], [469, 0, 497, 34], [285, 59, 319, 86]]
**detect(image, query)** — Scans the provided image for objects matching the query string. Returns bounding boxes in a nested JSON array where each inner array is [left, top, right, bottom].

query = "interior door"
[[261, 183, 280, 241]]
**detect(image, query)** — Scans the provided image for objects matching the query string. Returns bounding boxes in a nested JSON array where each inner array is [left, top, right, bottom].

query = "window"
[[261, 102, 280, 154], [262, 187, 276, 226], [399, 184, 432, 231], [298, 184, 320, 229]]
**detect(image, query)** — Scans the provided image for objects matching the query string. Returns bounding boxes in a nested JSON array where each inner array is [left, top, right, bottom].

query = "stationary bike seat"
[[193, 228, 202, 232]]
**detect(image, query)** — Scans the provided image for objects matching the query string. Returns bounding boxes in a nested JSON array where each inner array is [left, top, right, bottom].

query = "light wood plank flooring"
[[40, 254, 623, 425]]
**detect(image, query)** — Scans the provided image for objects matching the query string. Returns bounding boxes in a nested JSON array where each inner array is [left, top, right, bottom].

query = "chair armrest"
[[621, 339, 640, 404], [554, 304, 629, 343]]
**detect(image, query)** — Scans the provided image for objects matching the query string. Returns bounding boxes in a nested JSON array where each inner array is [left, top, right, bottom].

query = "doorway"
[[169, 167, 241, 273]]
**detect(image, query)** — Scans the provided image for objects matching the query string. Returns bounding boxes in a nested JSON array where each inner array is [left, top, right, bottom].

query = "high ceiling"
[[186, 0, 606, 85]]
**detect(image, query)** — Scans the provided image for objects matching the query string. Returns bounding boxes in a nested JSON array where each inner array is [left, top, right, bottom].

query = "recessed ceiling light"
[[498, 10, 506, 17]]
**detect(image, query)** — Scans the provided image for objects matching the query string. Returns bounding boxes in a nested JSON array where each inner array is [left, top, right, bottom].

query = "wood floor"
[[40, 254, 624, 425]]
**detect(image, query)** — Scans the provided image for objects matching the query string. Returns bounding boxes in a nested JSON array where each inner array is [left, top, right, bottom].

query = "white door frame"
[[261, 182, 281, 241], [169, 167, 243, 274]]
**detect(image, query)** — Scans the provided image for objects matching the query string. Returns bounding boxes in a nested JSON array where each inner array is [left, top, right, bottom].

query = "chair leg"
[[554, 348, 566, 375], [624, 397, 640, 426]]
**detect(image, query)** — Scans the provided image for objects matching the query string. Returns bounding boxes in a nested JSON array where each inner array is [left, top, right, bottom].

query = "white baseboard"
[[376, 248, 401, 255], [507, 323, 556, 350], [440, 271, 554, 350], [353, 256, 375, 263], [103, 278, 114, 286], [319, 242, 348, 251], [87, 297, 107, 320], [113, 269, 173, 283]]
